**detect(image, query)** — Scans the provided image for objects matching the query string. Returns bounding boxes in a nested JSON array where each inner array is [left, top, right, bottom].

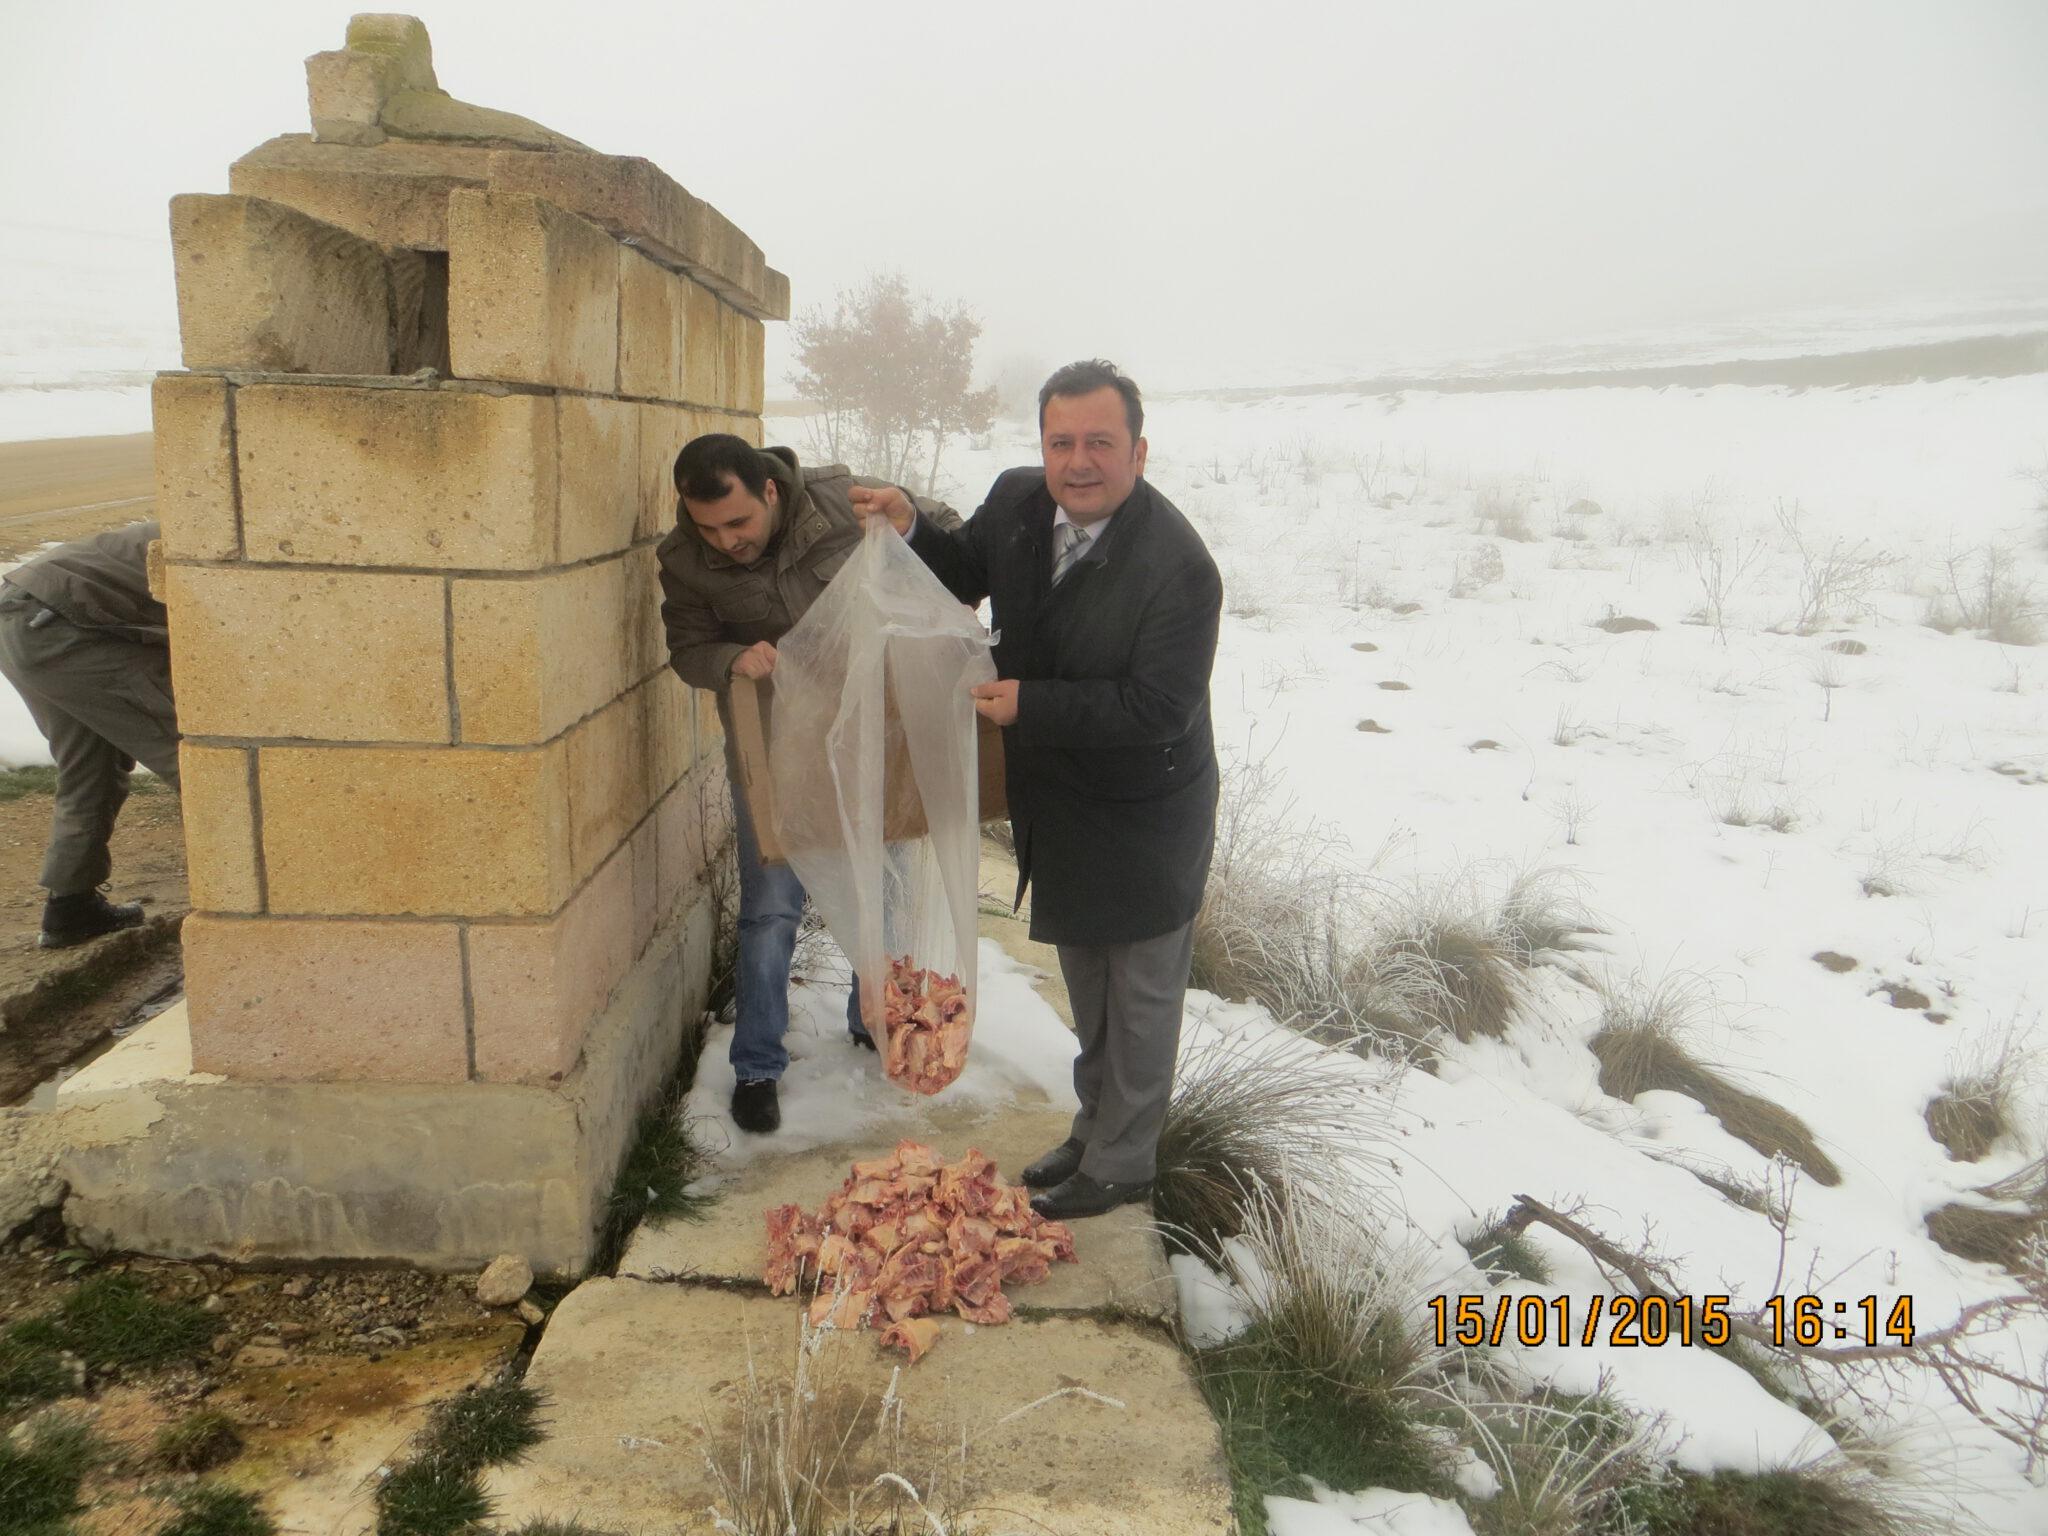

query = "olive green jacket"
[[656, 447, 960, 693]]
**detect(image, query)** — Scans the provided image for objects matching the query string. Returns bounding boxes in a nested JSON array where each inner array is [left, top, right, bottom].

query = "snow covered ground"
[[759, 369, 2048, 1531]]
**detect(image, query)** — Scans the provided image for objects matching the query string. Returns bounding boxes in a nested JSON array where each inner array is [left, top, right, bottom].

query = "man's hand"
[[970, 679, 1019, 726], [848, 484, 915, 536], [730, 642, 777, 681]]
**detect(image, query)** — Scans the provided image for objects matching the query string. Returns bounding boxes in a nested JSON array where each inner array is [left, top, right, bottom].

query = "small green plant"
[[154, 1410, 244, 1473], [0, 766, 60, 802], [1616, 1461, 1913, 1535], [1462, 1216, 1553, 1285], [23, 1272, 219, 1369], [0, 1331, 71, 1411], [161, 1485, 275, 1536], [420, 1381, 546, 1468], [0, 1415, 101, 1536], [375, 1456, 493, 1536], [598, 1073, 714, 1270]]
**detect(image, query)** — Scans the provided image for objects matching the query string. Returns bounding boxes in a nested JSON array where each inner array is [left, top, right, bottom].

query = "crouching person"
[[0, 521, 179, 948]]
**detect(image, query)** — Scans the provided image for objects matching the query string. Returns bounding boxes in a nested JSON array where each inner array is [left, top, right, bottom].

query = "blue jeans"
[[730, 773, 866, 1083]]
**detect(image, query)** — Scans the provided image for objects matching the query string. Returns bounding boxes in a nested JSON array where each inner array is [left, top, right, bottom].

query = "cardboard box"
[[728, 676, 1007, 864]]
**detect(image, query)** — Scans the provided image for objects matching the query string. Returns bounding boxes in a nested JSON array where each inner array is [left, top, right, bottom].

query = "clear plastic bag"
[[770, 518, 996, 1094]]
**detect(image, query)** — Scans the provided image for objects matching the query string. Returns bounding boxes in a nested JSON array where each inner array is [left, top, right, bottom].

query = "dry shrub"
[[1369, 869, 1601, 1045], [1155, 1029, 1397, 1258], [1923, 543, 2043, 646], [1925, 1202, 2045, 1271], [1438, 1379, 1659, 1536], [1925, 1016, 2038, 1162], [1591, 976, 1841, 1185]]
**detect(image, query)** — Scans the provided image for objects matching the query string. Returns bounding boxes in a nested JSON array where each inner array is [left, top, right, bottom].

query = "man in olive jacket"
[[853, 361, 1222, 1220], [0, 520, 179, 947], [656, 436, 958, 1134]]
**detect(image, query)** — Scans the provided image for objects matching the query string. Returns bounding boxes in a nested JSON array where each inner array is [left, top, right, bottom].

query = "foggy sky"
[[4, 0, 2045, 390]]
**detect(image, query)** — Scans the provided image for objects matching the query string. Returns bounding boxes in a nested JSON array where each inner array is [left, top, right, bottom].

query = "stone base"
[[486, 1278, 1232, 1536], [53, 894, 718, 1277]]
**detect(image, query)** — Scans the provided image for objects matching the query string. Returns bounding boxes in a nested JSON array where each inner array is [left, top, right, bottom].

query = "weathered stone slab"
[[486, 1279, 1230, 1536], [167, 564, 450, 743], [467, 847, 635, 1085], [450, 557, 635, 745], [60, 896, 720, 1273], [170, 195, 394, 374], [177, 744, 261, 912], [184, 914, 470, 1082], [236, 383, 556, 570], [555, 394, 638, 562], [229, 134, 495, 250], [616, 245, 684, 403], [151, 374, 238, 560], [485, 149, 789, 321], [619, 1101, 1177, 1324], [257, 743, 572, 918], [447, 190, 618, 394], [565, 687, 650, 885], [56, 1002, 215, 1101]]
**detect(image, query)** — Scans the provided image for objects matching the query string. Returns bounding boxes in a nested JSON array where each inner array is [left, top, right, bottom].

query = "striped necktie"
[[1052, 521, 1088, 585]]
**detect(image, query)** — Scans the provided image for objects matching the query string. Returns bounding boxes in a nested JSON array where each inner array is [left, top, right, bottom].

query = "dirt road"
[[0, 433, 155, 562]]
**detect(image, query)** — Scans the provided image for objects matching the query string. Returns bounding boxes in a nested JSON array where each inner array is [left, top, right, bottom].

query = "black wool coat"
[[909, 470, 1222, 947]]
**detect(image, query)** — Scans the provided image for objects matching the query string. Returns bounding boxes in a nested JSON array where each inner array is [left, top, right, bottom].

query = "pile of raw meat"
[[763, 1141, 1077, 1362], [879, 956, 972, 1095]]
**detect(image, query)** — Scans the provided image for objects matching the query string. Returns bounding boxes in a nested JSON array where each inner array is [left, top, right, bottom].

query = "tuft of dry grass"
[[1155, 1030, 1397, 1258], [1924, 1016, 2037, 1163], [1591, 976, 1841, 1186]]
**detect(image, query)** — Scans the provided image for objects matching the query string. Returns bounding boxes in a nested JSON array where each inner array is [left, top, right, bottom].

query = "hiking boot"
[[731, 1078, 781, 1134], [1019, 1138, 1085, 1190], [40, 890, 145, 949], [1029, 1171, 1152, 1221]]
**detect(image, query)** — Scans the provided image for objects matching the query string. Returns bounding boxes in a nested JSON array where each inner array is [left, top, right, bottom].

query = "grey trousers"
[[1057, 918, 1195, 1184], [0, 589, 180, 896]]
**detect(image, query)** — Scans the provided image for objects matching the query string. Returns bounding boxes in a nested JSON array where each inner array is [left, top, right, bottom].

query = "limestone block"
[[167, 565, 449, 743], [447, 191, 618, 394], [636, 403, 703, 540], [641, 665, 693, 800], [237, 384, 555, 570], [624, 544, 668, 683], [722, 306, 764, 416], [178, 744, 262, 913], [184, 914, 469, 1082], [680, 278, 723, 406], [694, 684, 725, 766], [556, 396, 639, 564], [451, 559, 633, 745], [230, 134, 494, 250], [145, 540, 166, 602], [343, 14, 440, 92], [467, 847, 634, 1083], [616, 246, 683, 403], [305, 49, 391, 147], [484, 150, 788, 321], [170, 195, 394, 374], [259, 744, 572, 918], [567, 693, 650, 886], [485, 1282, 1232, 1535], [151, 374, 238, 560], [653, 768, 716, 926], [628, 816, 658, 961]]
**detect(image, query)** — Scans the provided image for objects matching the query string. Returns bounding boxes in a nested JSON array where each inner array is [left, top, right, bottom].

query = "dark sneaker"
[[731, 1078, 781, 1135], [1029, 1171, 1152, 1221], [849, 1027, 877, 1052], [1020, 1138, 1085, 1190], [39, 891, 145, 950]]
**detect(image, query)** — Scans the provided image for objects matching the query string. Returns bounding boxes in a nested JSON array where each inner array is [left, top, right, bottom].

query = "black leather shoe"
[[39, 891, 145, 949], [1020, 1139, 1085, 1190], [731, 1078, 781, 1134], [1029, 1171, 1152, 1220], [849, 1028, 877, 1052]]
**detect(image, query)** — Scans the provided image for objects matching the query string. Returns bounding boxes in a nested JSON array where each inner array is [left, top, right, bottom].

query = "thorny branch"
[[1502, 1193, 2048, 1470]]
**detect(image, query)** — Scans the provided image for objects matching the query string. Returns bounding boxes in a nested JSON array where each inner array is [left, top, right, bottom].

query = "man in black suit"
[[853, 360, 1222, 1219]]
